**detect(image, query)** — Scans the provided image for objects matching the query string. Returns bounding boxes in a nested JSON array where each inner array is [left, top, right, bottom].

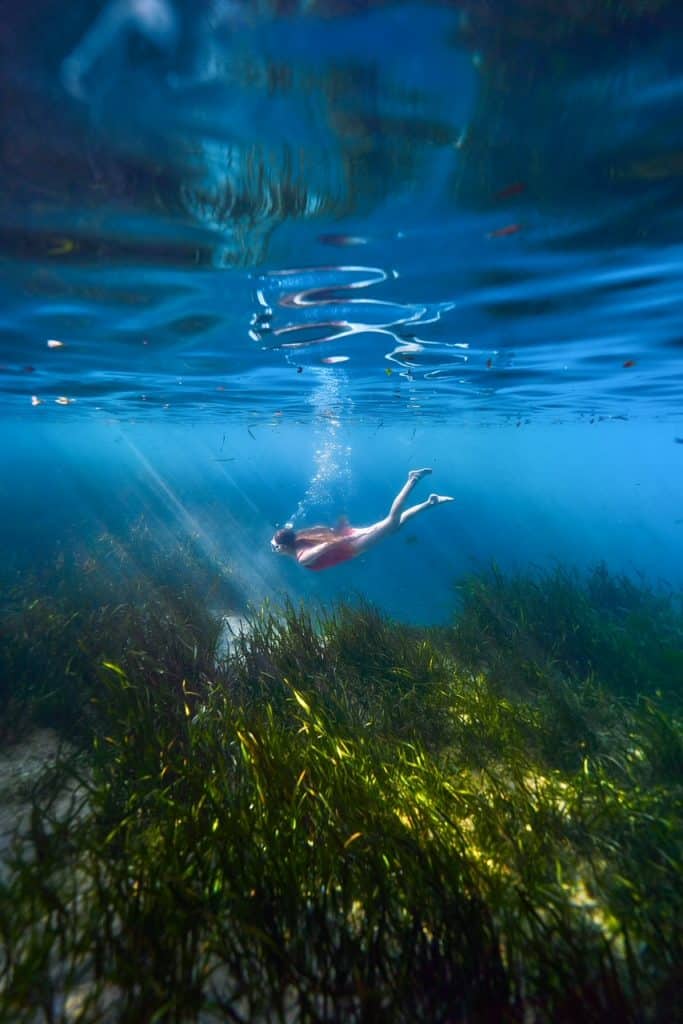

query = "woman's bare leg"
[[399, 493, 454, 526], [387, 468, 432, 524], [349, 480, 452, 557]]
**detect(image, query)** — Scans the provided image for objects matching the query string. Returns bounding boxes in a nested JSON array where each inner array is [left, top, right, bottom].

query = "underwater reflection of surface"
[[1, 1, 683, 422]]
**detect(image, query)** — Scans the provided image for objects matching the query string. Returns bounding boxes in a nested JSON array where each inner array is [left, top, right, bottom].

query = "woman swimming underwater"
[[271, 468, 454, 571]]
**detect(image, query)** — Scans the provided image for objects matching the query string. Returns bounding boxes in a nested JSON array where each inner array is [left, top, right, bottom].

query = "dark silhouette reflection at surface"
[[0, 0, 471, 267]]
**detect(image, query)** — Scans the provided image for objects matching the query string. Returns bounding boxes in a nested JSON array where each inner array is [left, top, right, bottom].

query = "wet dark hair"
[[274, 527, 297, 548]]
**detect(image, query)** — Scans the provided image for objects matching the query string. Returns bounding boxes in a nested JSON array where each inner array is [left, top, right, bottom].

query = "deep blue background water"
[[1, 0, 682, 622]]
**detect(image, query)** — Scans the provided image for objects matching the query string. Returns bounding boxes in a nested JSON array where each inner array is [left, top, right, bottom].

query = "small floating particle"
[[674, 437, 683, 444], [487, 223, 522, 239], [55, 396, 74, 405], [322, 355, 349, 364], [296, 366, 303, 373], [623, 359, 636, 368], [47, 238, 75, 256], [495, 181, 527, 201], [486, 358, 493, 368], [31, 395, 43, 406], [385, 367, 393, 376], [47, 339, 64, 349], [627, 153, 683, 181], [23, 366, 36, 373], [318, 234, 367, 246]]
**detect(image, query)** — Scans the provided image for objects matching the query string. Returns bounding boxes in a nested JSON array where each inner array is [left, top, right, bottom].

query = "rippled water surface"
[[2, 1, 682, 423]]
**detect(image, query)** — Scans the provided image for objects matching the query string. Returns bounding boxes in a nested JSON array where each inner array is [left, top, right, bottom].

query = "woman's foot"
[[409, 468, 432, 482], [428, 493, 454, 505]]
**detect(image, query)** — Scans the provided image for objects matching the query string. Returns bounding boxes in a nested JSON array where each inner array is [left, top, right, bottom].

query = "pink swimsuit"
[[299, 527, 357, 572]]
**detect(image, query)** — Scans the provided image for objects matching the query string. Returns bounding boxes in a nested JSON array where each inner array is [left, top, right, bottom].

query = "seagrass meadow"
[[0, 531, 681, 1023]]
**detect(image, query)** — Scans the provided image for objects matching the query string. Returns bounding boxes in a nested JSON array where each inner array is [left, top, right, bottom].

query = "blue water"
[[2, 0, 683, 622]]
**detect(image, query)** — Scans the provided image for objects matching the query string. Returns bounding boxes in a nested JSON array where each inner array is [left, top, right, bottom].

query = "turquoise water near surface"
[[3, 414, 681, 623]]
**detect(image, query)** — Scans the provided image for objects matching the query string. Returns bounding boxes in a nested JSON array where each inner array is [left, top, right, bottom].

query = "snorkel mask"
[[271, 523, 295, 553]]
